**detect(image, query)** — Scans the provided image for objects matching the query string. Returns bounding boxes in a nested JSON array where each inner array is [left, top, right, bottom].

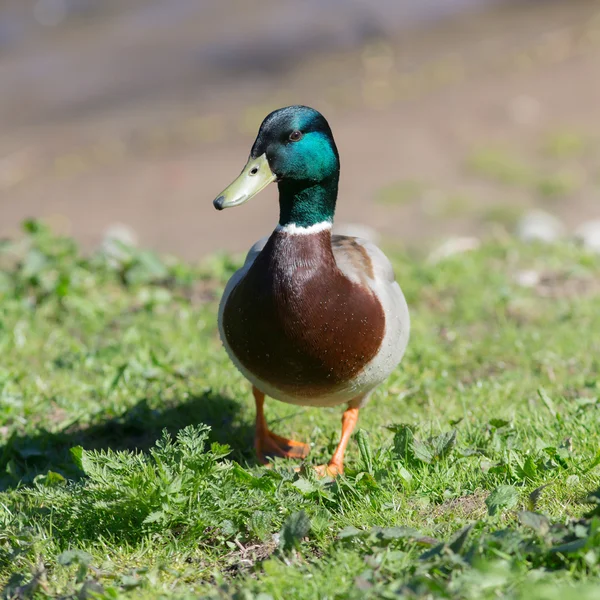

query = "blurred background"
[[1, 0, 599, 258]]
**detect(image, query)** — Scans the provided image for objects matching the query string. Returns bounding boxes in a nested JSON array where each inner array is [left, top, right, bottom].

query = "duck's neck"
[[277, 175, 338, 231]]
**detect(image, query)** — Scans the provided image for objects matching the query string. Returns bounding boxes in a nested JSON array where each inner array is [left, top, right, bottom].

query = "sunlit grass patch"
[[0, 222, 599, 598]]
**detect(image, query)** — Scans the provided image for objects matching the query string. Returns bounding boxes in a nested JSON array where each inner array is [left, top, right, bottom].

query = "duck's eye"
[[289, 130, 303, 142]]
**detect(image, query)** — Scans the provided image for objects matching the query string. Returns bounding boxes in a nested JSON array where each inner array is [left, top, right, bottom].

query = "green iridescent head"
[[213, 106, 340, 228], [251, 105, 339, 183]]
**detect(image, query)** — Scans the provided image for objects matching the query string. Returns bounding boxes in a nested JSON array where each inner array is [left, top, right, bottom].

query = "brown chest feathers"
[[222, 230, 385, 397]]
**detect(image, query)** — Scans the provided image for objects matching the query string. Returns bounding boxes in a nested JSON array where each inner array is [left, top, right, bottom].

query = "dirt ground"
[[1, 0, 600, 259]]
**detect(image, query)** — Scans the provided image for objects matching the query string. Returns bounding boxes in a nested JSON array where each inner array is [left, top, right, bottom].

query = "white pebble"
[[574, 220, 600, 254], [428, 236, 480, 263], [508, 94, 542, 126], [514, 269, 541, 288], [515, 210, 565, 243]]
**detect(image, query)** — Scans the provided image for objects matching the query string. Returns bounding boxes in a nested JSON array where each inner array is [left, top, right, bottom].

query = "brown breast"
[[222, 230, 385, 397]]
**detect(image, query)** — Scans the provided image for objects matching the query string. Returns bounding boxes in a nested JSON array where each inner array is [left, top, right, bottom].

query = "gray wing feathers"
[[357, 239, 396, 283], [243, 235, 269, 267]]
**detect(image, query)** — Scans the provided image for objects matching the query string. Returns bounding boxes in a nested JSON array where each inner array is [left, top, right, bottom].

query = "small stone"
[[515, 210, 565, 243], [508, 94, 542, 126], [428, 236, 480, 263], [574, 220, 600, 254], [514, 269, 541, 288]]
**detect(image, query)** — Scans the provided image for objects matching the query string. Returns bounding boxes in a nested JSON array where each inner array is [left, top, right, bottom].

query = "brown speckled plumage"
[[331, 235, 375, 281]]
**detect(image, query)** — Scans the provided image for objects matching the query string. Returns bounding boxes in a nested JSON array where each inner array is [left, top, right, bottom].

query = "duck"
[[213, 105, 410, 476]]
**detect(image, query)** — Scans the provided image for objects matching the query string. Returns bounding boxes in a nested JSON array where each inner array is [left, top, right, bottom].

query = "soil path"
[[1, 0, 599, 258]]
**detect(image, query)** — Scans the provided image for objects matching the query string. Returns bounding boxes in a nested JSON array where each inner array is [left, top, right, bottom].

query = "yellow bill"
[[213, 153, 276, 210]]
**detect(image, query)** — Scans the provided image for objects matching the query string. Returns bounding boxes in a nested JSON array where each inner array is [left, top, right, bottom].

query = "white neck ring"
[[275, 221, 332, 236]]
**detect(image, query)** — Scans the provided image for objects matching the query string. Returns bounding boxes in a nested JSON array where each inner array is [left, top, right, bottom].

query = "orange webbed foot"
[[255, 429, 310, 464], [253, 386, 310, 465], [313, 462, 343, 478]]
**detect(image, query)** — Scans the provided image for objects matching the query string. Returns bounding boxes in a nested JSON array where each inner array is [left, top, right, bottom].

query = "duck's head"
[[214, 106, 340, 227]]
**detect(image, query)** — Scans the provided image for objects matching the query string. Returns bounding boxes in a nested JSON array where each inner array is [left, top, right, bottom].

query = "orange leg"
[[253, 387, 310, 464], [314, 406, 359, 477]]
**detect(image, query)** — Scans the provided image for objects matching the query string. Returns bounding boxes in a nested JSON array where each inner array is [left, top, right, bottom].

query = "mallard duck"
[[213, 105, 410, 476]]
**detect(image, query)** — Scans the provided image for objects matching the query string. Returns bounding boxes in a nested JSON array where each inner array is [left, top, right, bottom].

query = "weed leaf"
[[429, 430, 457, 459], [529, 485, 550, 510], [58, 550, 92, 583], [279, 511, 311, 552], [412, 439, 434, 464], [518, 511, 550, 535], [356, 429, 373, 474], [338, 526, 363, 540], [376, 526, 422, 540], [486, 485, 519, 516], [448, 524, 474, 554], [292, 477, 317, 495], [538, 388, 557, 418]]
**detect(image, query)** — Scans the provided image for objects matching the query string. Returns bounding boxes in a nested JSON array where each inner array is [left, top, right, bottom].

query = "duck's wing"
[[219, 235, 269, 331], [243, 235, 270, 267], [332, 234, 410, 379], [331, 234, 395, 286]]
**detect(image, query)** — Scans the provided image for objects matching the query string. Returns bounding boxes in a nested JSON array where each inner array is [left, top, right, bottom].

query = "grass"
[[541, 131, 589, 160], [465, 141, 589, 204], [465, 148, 534, 186], [1, 220, 600, 599], [536, 169, 584, 201], [374, 129, 597, 227]]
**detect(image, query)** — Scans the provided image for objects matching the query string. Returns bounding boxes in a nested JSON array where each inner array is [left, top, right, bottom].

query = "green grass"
[[541, 130, 590, 160], [465, 142, 587, 204], [1, 221, 600, 599], [465, 148, 535, 186], [536, 169, 584, 200]]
